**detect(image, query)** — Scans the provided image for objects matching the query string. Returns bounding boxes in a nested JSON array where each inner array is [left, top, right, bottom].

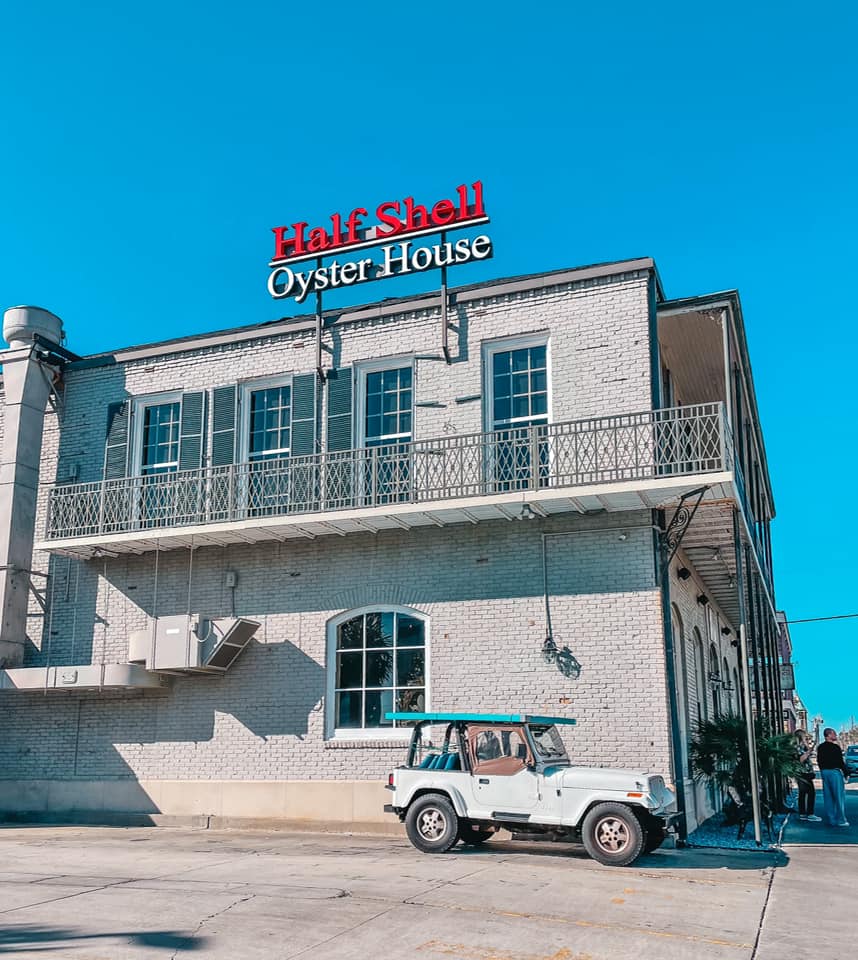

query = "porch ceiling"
[[671, 500, 742, 626]]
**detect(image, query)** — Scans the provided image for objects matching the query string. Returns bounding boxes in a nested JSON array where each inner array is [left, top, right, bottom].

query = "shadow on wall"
[[72, 640, 325, 772], [29, 364, 132, 668], [0, 639, 325, 785], [0, 924, 207, 954]]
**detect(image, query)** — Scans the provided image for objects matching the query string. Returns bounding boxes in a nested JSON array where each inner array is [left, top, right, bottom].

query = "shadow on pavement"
[[452, 837, 785, 870], [782, 784, 858, 845], [0, 924, 208, 954]]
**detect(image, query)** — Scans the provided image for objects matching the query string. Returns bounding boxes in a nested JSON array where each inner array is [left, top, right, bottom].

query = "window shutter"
[[104, 400, 129, 480], [326, 367, 353, 451], [211, 385, 237, 467], [291, 373, 317, 457], [179, 391, 206, 472]]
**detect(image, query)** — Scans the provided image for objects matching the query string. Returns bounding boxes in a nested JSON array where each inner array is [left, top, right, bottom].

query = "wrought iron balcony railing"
[[43, 402, 730, 542]]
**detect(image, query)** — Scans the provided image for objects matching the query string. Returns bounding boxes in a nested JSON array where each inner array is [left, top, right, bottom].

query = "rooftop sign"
[[267, 181, 492, 302]]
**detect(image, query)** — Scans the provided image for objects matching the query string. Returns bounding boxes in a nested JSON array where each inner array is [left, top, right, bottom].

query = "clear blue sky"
[[2, 3, 856, 729]]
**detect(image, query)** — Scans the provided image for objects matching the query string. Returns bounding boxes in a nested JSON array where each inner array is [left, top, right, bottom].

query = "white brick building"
[[0, 257, 781, 834]]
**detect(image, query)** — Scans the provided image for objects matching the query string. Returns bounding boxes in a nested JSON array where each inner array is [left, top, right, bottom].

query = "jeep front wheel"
[[581, 802, 645, 867], [405, 794, 459, 854]]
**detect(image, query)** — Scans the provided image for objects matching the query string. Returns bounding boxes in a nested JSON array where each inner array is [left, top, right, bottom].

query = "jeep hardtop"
[[383, 712, 677, 866]]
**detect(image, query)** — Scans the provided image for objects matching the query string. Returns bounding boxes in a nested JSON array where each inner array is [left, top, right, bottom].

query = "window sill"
[[324, 737, 410, 750]]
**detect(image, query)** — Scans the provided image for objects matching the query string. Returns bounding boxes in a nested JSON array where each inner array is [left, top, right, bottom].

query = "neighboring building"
[[777, 611, 799, 733], [0, 257, 782, 835]]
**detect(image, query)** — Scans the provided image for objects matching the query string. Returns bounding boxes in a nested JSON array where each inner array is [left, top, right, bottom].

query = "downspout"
[[655, 522, 688, 840]]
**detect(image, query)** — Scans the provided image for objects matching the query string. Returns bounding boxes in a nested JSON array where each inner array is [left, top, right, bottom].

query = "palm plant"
[[690, 714, 802, 798]]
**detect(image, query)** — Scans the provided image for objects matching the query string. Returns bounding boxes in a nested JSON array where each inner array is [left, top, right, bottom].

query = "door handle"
[[479, 778, 489, 784]]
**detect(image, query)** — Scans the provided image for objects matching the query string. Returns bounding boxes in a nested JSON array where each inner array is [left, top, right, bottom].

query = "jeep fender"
[[401, 781, 469, 817], [562, 789, 653, 828]]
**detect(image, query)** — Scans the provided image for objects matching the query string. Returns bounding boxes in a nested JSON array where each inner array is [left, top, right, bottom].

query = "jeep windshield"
[[528, 723, 570, 761]]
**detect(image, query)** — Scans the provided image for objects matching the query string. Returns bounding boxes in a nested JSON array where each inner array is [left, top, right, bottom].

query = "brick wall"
[[3, 268, 679, 786]]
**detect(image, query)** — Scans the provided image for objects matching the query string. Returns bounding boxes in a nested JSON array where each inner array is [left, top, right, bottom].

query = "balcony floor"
[[37, 471, 734, 559]]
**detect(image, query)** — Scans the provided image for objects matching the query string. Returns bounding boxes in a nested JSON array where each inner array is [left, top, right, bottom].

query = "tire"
[[405, 794, 460, 854], [581, 802, 646, 867], [458, 822, 496, 846]]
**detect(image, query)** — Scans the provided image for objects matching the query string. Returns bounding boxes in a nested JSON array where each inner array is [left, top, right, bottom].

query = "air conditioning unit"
[[127, 615, 260, 674]]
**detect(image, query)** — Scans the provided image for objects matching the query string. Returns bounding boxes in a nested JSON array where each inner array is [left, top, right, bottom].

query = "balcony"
[[38, 403, 735, 558]]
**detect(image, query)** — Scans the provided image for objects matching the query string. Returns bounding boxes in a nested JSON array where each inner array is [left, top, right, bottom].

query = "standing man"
[[817, 728, 850, 827]]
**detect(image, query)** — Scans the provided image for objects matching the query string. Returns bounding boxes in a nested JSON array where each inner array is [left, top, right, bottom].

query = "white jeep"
[[383, 712, 677, 867]]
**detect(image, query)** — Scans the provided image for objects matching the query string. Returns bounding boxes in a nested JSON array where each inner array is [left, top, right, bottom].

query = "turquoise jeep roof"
[[384, 712, 576, 725]]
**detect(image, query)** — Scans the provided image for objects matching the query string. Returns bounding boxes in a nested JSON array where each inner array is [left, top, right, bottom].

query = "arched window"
[[693, 628, 707, 724], [709, 643, 721, 716], [723, 657, 732, 713], [328, 606, 428, 736]]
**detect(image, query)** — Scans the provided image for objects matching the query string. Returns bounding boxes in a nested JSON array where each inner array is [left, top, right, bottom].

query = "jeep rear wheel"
[[405, 794, 459, 854], [458, 822, 496, 846], [581, 802, 645, 867]]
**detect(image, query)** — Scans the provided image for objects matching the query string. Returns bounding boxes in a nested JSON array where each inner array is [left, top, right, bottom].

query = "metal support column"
[[734, 508, 762, 846]]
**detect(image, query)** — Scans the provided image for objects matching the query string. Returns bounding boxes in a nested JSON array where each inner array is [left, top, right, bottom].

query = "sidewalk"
[[755, 782, 857, 960]]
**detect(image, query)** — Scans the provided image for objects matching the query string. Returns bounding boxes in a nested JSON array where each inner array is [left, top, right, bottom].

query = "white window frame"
[[481, 333, 551, 435], [238, 374, 294, 464], [354, 356, 415, 449], [326, 604, 430, 740], [130, 391, 183, 478]]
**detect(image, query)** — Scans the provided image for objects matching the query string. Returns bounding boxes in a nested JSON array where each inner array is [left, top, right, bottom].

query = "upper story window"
[[489, 341, 548, 431], [132, 393, 182, 477], [241, 377, 293, 462], [356, 360, 414, 505], [361, 364, 413, 449], [328, 606, 427, 738], [483, 336, 550, 490]]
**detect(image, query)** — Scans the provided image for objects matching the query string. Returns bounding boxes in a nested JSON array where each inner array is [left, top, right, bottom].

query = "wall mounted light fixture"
[[677, 567, 691, 580], [697, 593, 710, 606]]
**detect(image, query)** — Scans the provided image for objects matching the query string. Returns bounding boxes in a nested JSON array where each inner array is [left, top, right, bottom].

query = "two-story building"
[[0, 256, 782, 835]]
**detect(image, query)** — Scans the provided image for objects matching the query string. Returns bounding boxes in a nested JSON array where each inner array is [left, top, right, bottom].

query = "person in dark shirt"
[[817, 728, 849, 827]]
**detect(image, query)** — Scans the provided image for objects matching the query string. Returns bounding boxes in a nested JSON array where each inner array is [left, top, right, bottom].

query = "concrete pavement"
[[754, 781, 857, 960], [0, 825, 779, 960], [0, 794, 853, 960]]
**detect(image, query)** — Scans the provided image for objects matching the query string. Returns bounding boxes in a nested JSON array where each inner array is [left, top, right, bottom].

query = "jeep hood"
[[560, 767, 653, 791]]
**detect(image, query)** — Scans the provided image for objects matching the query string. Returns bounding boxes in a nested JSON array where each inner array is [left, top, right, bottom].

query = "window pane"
[[365, 690, 393, 727], [493, 351, 511, 375], [531, 369, 547, 394], [366, 649, 393, 687], [400, 367, 412, 387], [337, 616, 363, 650], [511, 349, 529, 372], [396, 687, 425, 714], [397, 648, 424, 686], [367, 393, 381, 416], [365, 612, 394, 647], [512, 373, 529, 396], [337, 691, 362, 728], [336, 651, 362, 689], [398, 615, 424, 646]]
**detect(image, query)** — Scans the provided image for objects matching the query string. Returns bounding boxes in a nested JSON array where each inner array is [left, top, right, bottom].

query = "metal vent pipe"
[[0, 306, 64, 666]]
